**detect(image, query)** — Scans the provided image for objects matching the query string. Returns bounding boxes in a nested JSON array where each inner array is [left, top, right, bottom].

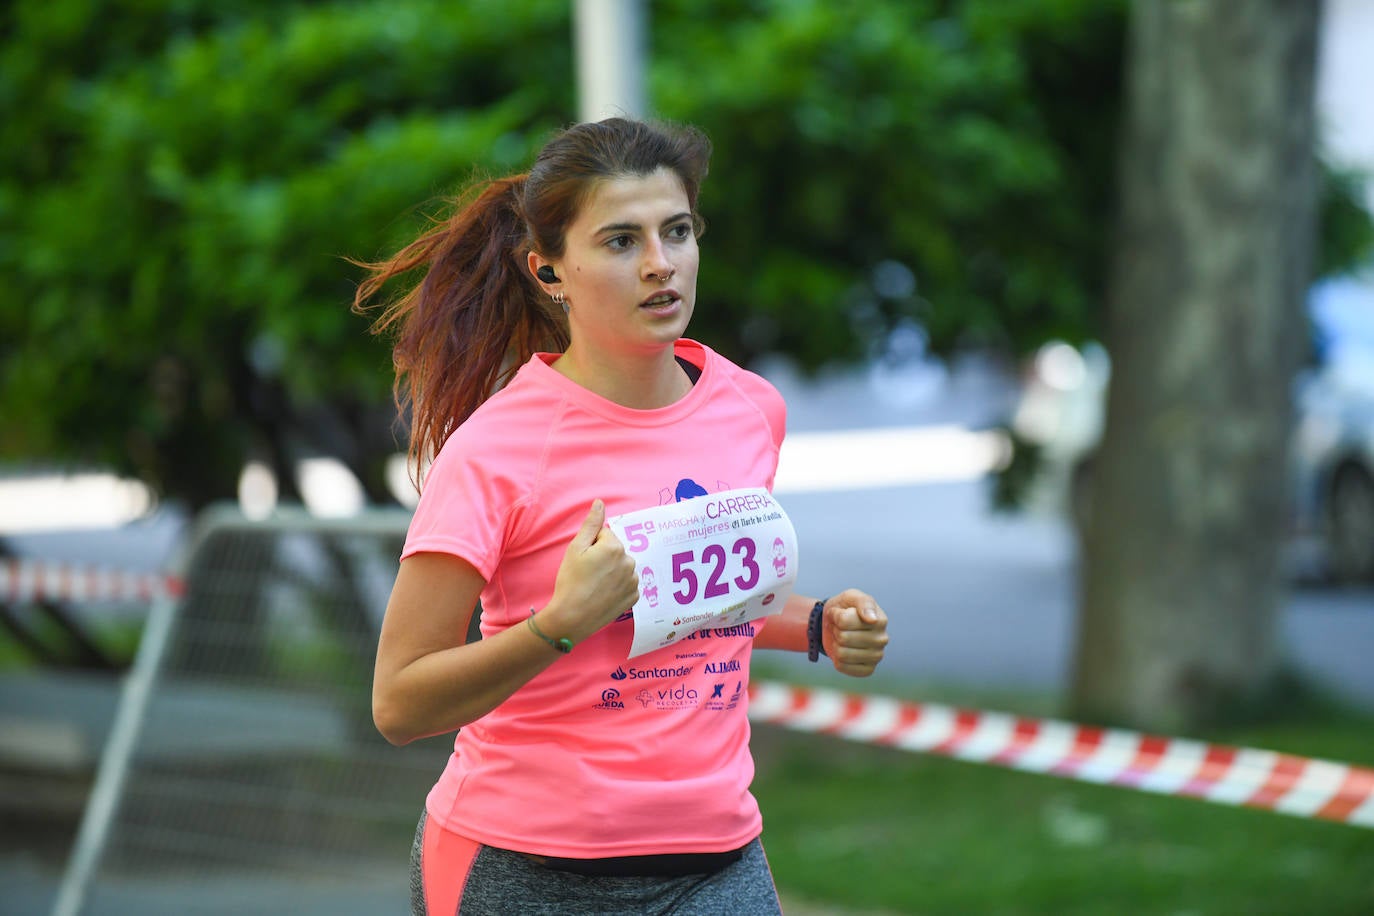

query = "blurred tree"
[[0, 0, 1365, 519], [654, 0, 1130, 365], [0, 0, 573, 509], [1071, 0, 1323, 731], [0, 0, 1136, 510]]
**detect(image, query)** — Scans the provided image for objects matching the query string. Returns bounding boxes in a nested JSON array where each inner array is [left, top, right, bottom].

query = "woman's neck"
[[554, 344, 691, 409]]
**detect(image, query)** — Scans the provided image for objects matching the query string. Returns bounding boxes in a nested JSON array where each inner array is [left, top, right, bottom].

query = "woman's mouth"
[[639, 290, 681, 311]]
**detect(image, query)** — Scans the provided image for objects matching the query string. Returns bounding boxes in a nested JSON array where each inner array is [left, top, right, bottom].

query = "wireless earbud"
[[536, 265, 560, 284]]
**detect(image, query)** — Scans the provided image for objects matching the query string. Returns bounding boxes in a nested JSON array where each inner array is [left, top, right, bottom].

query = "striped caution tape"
[[0, 559, 184, 605], [747, 679, 1374, 829]]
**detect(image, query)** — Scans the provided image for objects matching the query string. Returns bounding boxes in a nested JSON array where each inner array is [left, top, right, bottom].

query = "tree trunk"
[[1070, 0, 1321, 732]]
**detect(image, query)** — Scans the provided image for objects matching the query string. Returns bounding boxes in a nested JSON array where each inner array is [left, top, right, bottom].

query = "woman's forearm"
[[373, 617, 566, 745], [752, 592, 817, 653]]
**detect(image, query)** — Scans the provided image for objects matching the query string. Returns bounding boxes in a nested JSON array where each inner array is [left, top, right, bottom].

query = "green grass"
[[0, 614, 143, 669], [751, 680, 1374, 916]]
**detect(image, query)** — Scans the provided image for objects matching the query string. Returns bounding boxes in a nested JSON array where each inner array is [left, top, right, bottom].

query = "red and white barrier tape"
[[0, 560, 184, 605], [747, 680, 1374, 829]]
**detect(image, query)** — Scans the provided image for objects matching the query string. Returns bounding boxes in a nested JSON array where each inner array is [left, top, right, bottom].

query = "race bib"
[[607, 487, 798, 658]]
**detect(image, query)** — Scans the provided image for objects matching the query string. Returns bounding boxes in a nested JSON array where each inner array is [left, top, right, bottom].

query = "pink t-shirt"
[[403, 339, 787, 858]]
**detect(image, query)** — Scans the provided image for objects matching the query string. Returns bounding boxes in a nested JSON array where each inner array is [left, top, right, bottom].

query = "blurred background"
[[2, 0, 1372, 913]]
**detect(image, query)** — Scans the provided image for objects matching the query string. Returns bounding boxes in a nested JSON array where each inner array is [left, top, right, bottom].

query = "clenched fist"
[[821, 589, 889, 677], [541, 499, 641, 644]]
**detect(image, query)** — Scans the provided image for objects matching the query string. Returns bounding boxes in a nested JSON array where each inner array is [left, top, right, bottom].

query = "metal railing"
[[54, 506, 450, 916]]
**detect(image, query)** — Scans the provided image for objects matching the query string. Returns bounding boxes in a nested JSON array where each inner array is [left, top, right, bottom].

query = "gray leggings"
[[410, 811, 783, 916]]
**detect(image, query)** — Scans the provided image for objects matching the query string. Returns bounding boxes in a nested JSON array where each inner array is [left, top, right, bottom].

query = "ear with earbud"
[[536, 265, 560, 284]]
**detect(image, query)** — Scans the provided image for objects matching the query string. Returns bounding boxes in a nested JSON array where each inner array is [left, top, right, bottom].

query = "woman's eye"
[[667, 223, 692, 240], [607, 235, 634, 250]]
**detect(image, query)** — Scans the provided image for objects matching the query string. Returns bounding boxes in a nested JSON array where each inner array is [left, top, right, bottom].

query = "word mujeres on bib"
[[606, 487, 798, 657]]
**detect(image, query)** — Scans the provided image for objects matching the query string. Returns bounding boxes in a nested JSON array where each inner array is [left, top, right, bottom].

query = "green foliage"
[[653, 0, 1129, 366], [1, 0, 571, 505], [2, 0, 1368, 508], [1319, 163, 1374, 277]]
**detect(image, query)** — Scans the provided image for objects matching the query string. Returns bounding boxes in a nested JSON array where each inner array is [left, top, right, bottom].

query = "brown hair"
[[353, 118, 712, 485]]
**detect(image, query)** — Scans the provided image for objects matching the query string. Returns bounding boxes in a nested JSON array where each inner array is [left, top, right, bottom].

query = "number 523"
[[669, 538, 760, 605]]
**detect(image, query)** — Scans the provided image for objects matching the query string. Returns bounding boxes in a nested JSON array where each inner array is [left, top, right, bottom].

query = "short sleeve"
[[401, 424, 527, 580], [726, 366, 788, 460]]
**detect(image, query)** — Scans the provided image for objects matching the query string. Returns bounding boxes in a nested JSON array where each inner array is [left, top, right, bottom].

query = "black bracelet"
[[807, 598, 828, 662]]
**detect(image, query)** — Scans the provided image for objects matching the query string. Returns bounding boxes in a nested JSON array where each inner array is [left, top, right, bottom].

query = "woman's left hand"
[[821, 589, 889, 677]]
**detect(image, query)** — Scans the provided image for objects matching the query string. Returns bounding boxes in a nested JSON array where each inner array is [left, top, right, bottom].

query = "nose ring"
[[649, 268, 676, 283]]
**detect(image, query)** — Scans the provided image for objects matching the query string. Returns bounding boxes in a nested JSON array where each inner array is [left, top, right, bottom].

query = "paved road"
[[769, 479, 1374, 710], [761, 350, 1374, 710]]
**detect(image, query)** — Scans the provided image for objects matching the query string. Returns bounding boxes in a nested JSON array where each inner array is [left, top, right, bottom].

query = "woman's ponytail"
[[353, 174, 568, 487]]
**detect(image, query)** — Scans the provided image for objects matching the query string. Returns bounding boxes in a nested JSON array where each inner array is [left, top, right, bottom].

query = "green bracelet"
[[527, 610, 573, 654]]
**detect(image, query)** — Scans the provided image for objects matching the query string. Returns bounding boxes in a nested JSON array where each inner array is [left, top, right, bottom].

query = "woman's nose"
[[642, 240, 673, 280]]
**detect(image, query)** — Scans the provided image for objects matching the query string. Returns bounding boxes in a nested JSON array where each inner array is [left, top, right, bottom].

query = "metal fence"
[[54, 506, 451, 915]]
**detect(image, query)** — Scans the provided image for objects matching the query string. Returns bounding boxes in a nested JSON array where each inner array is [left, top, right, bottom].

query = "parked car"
[[999, 274, 1374, 583], [1292, 275, 1374, 582]]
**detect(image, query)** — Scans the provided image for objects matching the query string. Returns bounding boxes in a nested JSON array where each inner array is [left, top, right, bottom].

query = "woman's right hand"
[[372, 498, 640, 744], [541, 499, 641, 642]]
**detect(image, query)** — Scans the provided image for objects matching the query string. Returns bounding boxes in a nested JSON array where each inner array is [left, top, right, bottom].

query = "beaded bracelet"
[[807, 598, 828, 662], [527, 610, 573, 654]]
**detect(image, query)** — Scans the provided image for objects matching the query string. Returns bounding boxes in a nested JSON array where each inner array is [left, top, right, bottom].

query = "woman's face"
[[541, 167, 698, 357]]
